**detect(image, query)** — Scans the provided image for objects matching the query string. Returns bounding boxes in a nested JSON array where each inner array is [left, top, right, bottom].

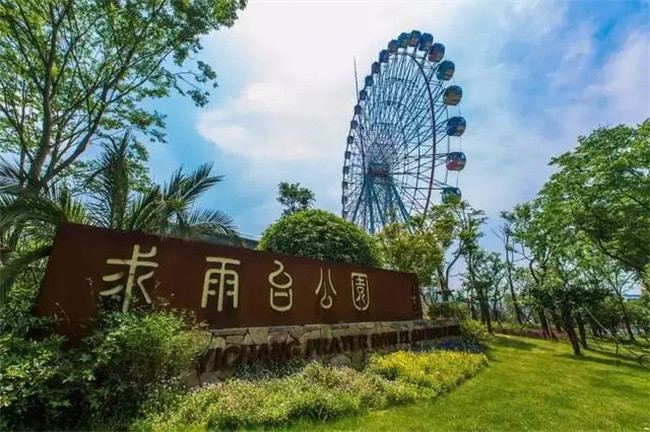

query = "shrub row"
[[132, 350, 488, 431], [0, 312, 206, 431]]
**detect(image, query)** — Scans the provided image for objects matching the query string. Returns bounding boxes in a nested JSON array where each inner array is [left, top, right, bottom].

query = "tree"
[[258, 209, 381, 267], [499, 211, 525, 324], [509, 201, 579, 351], [464, 249, 505, 333], [0, 132, 237, 299], [0, 0, 245, 190], [377, 200, 486, 311], [276, 182, 315, 216], [505, 121, 650, 354], [377, 211, 445, 308], [428, 201, 485, 300], [454, 202, 487, 318], [580, 253, 637, 342], [511, 195, 615, 356], [509, 202, 554, 339], [528, 120, 650, 353], [0, 0, 246, 268], [544, 120, 650, 281], [627, 291, 650, 340]]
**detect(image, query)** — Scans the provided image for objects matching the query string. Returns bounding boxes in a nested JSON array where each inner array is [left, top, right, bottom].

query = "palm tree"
[[0, 132, 237, 301]]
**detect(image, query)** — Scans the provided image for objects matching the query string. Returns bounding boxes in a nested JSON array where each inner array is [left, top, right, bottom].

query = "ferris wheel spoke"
[[393, 175, 426, 211], [380, 59, 418, 129], [400, 103, 447, 145], [370, 183, 389, 228]]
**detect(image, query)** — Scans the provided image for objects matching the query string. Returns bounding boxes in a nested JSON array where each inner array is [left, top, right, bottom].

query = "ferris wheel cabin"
[[446, 152, 467, 171], [428, 43, 445, 62], [442, 187, 462, 203], [436, 60, 455, 81], [444, 85, 463, 106], [446, 116, 467, 136]]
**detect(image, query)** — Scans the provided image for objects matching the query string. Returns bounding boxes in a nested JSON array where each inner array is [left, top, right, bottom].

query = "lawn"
[[287, 335, 650, 432]]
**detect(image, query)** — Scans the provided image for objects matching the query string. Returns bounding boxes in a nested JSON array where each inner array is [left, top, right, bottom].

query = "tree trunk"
[[484, 304, 493, 333], [491, 295, 501, 326], [549, 306, 563, 333], [566, 324, 582, 356], [479, 290, 493, 333], [538, 307, 556, 341], [436, 266, 451, 302], [468, 288, 478, 320], [618, 295, 636, 343], [505, 254, 524, 325], [510, 283, 524, 325], [576, 312, 588, 349], [560, 307, 582, 356], [590, 325, 598, 338], [466, 253, 478, 321]]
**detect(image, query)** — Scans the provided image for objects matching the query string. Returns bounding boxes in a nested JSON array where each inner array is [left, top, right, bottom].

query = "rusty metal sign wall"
[[35, 223, 422, 340]]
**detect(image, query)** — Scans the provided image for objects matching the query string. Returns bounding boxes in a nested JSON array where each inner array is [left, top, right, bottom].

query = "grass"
[[287, 335, 650, 432]]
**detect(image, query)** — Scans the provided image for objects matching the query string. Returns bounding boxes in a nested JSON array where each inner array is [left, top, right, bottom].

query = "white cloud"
[[601, 31, 650, 123], [194, 0, 649, 239]]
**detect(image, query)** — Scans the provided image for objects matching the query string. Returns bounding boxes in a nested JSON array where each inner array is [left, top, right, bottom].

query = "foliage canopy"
[[543, 120, 650, 278], [258, 209, 381, 267], [0, 0, 246, 189], [277, 182, 315, 216]]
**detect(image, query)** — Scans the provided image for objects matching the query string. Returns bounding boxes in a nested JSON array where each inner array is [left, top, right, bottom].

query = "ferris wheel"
[[341, 30, 467, 234]]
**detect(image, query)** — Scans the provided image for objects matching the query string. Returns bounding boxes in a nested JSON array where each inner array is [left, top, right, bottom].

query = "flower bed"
[[132, 350, 487, 431]]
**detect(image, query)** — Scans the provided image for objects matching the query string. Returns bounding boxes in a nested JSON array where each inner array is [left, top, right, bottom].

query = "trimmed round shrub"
[[258, 209, 382, 267]]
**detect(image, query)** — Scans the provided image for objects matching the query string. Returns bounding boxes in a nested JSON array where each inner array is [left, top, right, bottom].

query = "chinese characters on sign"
[[202, 257, 241, 311], [269, 260, 293, 312], [99, 248, 371, 315], [35, 223, 422, 341], [100, 245, 158, 312], [351, 272, 370, 311], [315, 268, 337, 309]]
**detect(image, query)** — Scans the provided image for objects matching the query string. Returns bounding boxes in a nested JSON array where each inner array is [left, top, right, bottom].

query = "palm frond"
[[125, 186, 164, 232], [163, 163, 222, 208], [86, 133, 131, 229], [0, 244, 52, 304], [0, 156, 50, 193], [172, 208, 238, 238], [177, 163, 222, 205], [162, 167, 186, 200], [0, 156, 22, 191], [0, 184, 88, 231]]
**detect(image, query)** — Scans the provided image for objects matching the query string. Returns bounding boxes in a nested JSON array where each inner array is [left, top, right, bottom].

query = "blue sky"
[[146, 0, 649, 246]]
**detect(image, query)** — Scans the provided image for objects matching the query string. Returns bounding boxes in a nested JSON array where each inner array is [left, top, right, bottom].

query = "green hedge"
[[132, 350, 488, 431], [258, 209, 382, 267], [0, 311, 207, 431]]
